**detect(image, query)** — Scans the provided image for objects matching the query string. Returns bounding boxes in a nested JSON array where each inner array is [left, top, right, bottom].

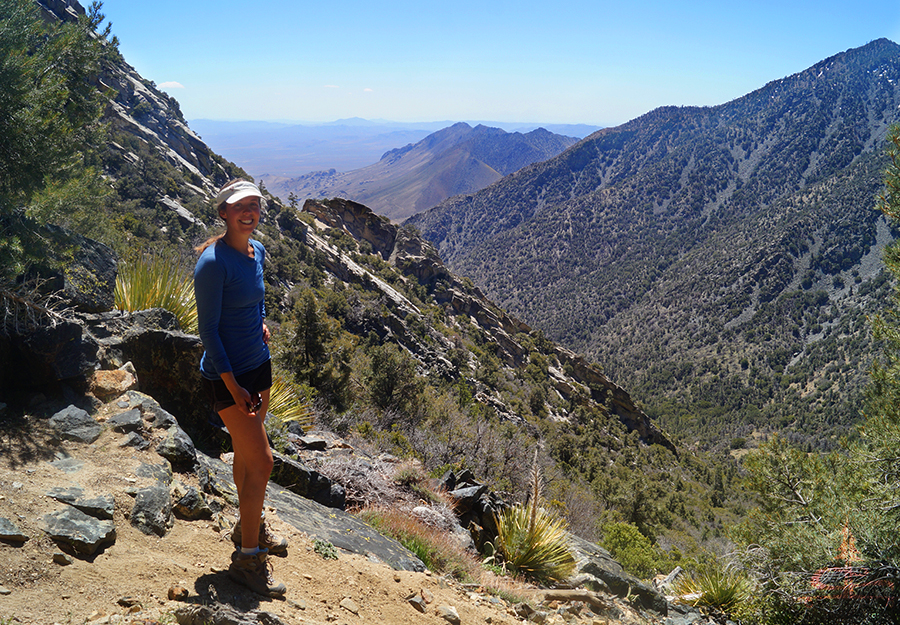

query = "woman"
[[194, 179, 287, 597]]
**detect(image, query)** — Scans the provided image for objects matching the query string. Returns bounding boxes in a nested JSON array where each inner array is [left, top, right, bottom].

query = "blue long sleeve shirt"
[[194, 238, 270, 380]]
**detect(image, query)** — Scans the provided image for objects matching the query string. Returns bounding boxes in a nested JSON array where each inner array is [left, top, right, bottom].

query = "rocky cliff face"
[[301, 198, 674, 451]]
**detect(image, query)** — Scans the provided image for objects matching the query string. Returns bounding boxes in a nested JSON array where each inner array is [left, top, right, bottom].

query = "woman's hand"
[[221, 372, 260, 417], [262, 322, 270, 345]]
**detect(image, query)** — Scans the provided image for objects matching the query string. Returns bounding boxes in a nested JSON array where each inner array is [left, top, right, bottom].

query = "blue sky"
[[98, 0, 900, 127]]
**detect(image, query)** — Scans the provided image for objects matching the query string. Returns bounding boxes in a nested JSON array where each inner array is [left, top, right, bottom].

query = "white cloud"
[[158, 81, 184, 90], [363, 88, 373, 92], [324, 85, 340, 89]]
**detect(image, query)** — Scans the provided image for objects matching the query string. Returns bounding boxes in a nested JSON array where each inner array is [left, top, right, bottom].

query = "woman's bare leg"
[[217, 389, 272, 550]]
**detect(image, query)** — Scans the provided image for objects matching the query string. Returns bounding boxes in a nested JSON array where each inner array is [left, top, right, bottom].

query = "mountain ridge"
[[407, 38, 900, 449], [262, 122, 579, 222]]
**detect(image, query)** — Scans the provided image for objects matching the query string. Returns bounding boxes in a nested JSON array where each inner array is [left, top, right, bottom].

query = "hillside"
[[262, 123, 579, 222], [1, 0, 745, 592], [407, 38, 900, 451]]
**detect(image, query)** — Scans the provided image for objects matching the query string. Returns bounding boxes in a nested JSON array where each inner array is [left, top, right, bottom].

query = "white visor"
[[215, 181, 262, 208]]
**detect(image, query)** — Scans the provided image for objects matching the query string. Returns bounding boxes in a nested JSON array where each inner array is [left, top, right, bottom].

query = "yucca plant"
[[493, 451, 576, 584], [671, 565, 753, 614], [114, 249, 197, 334], [267, 375, 314, 430]]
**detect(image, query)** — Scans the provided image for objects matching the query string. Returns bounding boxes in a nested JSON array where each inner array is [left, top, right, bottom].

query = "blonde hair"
[[194, 179, 246, 254]]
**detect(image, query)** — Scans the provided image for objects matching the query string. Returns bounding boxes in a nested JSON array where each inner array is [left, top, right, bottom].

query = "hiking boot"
[[228, 549, 286, 597], [231, 516, 288, 554]]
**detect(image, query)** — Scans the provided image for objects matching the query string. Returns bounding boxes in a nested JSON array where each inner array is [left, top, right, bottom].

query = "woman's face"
[[220, 196, 261, 235]]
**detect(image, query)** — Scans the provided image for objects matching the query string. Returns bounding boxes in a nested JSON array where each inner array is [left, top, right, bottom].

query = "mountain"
[[188, 119, 438, 178], [6, 0, 742, 565], [407, 39, 900, 450], [261, 122, 580, 222]]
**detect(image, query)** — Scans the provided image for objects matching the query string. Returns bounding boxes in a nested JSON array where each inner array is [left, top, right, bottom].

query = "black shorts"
[[202, 360, 272, 414]]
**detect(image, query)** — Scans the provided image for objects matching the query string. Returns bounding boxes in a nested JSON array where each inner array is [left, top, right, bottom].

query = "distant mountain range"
[[260, 123, 580, 222], [188, 118, 600, 181], [408, 38, 900, 449]]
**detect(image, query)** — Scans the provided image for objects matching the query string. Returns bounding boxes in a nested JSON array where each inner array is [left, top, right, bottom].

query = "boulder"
[[567, 533, 667, 615], [129, 482, 174, 537], [49, 405, 103, 444], [270, 450, 346, 509], [39, 507, 116, 556], [0, 517, 28, 543], [156, 425, 197, 471]]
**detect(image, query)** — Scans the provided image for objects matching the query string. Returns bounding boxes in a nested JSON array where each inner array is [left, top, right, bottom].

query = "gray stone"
[[156, 425, 196, 470], [437, 605, 461, 625], [270, 450, 345, 509], [568, 533, 667, 615], [197, 452, 425, 572], [135, 461, 173, 485], [297, 435, 328, 450], [0, 516, 28, 542], [107, 408, 143, 433], [339, 597, 359, 615], [408, 594, 427, 613], [119, 431, 150, 450], [46, 487, 115, 520], [43, 225, 117, 313], [49, 405, 103, 444], [48, 457, 85, 475], [39, 507, 115, 555], [171, 482, 212, 520], [130, 482, 173, 537], [138, 397, 178, 430]]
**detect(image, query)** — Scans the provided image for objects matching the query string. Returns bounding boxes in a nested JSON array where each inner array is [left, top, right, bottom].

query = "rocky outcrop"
[[304, 198, 397, 260], [301, 197, 674, 450]]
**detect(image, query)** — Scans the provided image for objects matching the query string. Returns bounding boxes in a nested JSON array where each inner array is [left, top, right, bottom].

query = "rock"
[[49, 405, 103, 444], [46, 486, 115, 520], [135, 461, 173, 485], [171, 482, 212, 520], [269, 450, 345, 509], [197, 452, 426, 572], [48, 453, 85, 474], [514, 603, 535, 618], [39, 507, 116, 555], [156, 425, 197, 470], [449, 484, 488, 513], [53, 551, 73, 565], [41, 225, 117, 313], [89, 368, 137, 401], [106, 408, 143, 433], [0, 516, 28, 542], [0, 585, 10, 595], [567, 534, 667, 615], [137, 395, 179, 429], [339, 597, 359, 615], [296, 435, 328, 450], [168, 585, 189, 601], [408, 594, 427, 613], [437, 605, 461, 625], [129, 482, 173, 537], [174, 604, 289, 625], [119, 431, 150, 450]]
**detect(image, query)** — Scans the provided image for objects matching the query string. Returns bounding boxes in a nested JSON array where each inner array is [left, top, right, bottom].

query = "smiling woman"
[[193, 178, 287, 597]]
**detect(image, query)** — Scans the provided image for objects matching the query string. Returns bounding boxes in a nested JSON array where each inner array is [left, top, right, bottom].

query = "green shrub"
[[600, 522, 666, 579]]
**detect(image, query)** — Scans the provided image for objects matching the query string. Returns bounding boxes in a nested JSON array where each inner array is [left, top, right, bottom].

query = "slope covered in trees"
[[408, 39, 900, 451]]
